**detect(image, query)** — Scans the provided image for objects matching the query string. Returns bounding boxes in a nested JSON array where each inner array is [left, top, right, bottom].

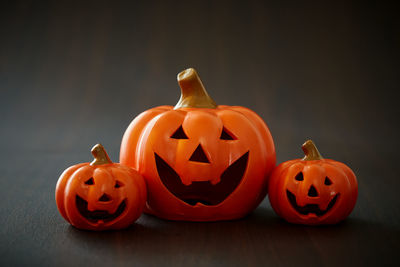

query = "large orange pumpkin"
[[268, 140, 358, 225], [56, 144, 147, 230], [120, 68, 276, 221]]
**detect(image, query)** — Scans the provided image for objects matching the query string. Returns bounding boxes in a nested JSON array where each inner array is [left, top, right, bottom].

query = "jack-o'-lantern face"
[[153, 114, 250, 206], [67, 168, 130, 225], [268, 140, 358, 225], [284, 165, 343, 219], [56, 144, 147, 230], [120, 68, 276, 221]]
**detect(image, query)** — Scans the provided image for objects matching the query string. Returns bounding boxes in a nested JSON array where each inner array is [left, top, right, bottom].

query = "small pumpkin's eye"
[[295, 172, 304, 181], [84, 177, 94, 185], [324, 177, 332, 185], [114, 181, 124, 188], [220, 127, 236, 140], [171, 125, 189, 139]]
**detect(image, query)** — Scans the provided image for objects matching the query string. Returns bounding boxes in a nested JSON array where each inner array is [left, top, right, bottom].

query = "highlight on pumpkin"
[[90, 144, 113, 165], [174, 68, 217, 109], [301, 140, 323, 161]]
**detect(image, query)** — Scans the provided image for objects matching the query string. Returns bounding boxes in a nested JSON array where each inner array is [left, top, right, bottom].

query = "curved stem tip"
[[302, 140, 323, 161], [90, 144, 113, 165], [174, 68, 217, 109]]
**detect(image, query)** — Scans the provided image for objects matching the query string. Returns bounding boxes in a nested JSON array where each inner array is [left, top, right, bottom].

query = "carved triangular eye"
[[295, 172, 304, 181], [84, 177, 94, 185], [171, 126, 189, 139], [114, 181, 124, 188], [220, 127, 236, 140], [324, 177, 332, 185]]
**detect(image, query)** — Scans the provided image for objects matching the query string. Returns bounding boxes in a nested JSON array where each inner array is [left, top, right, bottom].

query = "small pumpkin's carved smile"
[[286, 190, 339, 216], [75, 195, 126, 223], [155, 151, 249, 206]]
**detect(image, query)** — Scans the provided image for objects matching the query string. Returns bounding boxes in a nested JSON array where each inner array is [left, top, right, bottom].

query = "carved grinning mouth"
[[286, 190, 339, 216], [154, 152, 249, 206], [75, 195, 126, 223]]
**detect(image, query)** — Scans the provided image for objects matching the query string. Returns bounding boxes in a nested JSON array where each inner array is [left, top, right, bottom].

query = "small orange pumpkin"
[[120, 68, 276, 221], [268, 140, 358, 225], [56, 144, 147, 230]]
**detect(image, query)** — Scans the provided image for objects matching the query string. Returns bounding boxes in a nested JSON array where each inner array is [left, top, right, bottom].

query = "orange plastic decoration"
[[56, 144, 147, 230], [268, 140, 358, 225], [120, 68, 276, 221]]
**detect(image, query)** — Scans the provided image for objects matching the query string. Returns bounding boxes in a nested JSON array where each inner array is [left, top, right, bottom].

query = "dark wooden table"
[[1, 1, 399, 266]]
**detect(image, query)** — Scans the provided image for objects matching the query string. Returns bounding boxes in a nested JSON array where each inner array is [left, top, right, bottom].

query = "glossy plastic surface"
[[55, 144, 147, 230], [120, 68, 276, 221], [268, 140, 358, 225]]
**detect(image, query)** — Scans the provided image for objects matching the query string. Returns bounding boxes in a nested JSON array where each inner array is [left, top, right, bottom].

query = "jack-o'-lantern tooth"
[[210, 177, 221, 185], [182, 178, 192, 186]]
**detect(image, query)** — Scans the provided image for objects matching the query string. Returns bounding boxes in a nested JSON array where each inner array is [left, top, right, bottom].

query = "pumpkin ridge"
[[120, 106, 172, 168]]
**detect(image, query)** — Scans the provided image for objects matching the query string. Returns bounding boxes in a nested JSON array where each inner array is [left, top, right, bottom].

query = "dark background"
[[1, 0, 399, 266]]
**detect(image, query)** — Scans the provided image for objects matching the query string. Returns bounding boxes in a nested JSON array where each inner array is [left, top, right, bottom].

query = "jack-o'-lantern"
[[56, 144, 147, 230], [268, 140, 358, 225], [120, 68, 276, 221]]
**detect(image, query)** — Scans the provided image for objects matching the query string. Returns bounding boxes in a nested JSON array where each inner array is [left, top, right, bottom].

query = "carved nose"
[[99, 193, 111, 202], [189, 144, 210, 163], [308, 185, 318, 197]]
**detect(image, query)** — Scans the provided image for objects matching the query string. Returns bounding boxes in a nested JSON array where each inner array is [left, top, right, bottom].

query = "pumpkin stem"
[[90, 144, 113, 165], [302, 140, 323, 161], [174, 68, 217, 109]]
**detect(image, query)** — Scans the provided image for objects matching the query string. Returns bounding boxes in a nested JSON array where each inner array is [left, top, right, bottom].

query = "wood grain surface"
[[0, 1, 399, 266]]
